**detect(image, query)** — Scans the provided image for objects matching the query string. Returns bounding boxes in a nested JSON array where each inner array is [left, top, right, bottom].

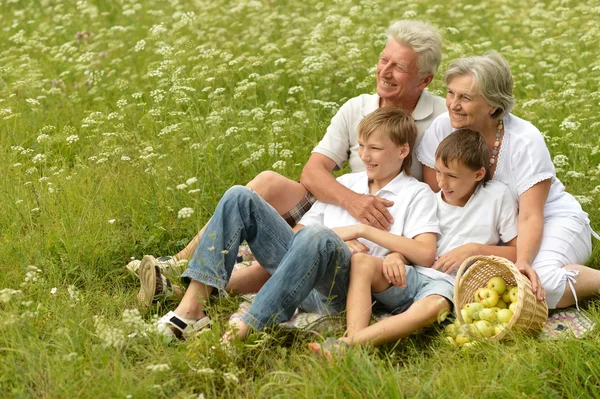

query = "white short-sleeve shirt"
[[312, 91, 446, 181], [416, 112, 588, 221], [415, 181, 519, 285], [298, 171, 440, 259]]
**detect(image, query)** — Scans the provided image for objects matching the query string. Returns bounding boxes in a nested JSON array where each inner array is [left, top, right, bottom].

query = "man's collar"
[[411, 90, 434, 121]]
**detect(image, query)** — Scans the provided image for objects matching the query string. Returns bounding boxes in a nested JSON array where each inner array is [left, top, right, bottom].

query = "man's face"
[[376, 39, 429, 107]]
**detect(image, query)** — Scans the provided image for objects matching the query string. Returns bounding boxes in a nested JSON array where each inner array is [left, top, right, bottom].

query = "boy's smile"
[[434, 158, 485, 207]]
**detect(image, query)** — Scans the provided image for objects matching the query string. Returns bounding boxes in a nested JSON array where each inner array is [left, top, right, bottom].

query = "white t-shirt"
[[415, 181, 519, 285], [416, 112, 588, 222], [312, 91, 446, 181], [298, 171, 440, 259]]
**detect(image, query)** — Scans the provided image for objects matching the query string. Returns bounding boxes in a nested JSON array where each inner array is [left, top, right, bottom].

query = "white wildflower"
[[223, 372, 239, 384], [553, 154, 569, 168], [178, 207, 194, 219], [68, 285, 82, 305], [272, 160, 286, 170], [146, 364, 171, 372], [32, 154, 47, 164], [176, 184, 188, 190], [134, 40, 146, 52], [50, 287, 58, 295], [186, 177, 198, 185], [66, 135, 79, 144], [573, 195, 592, 205], [0, 288, 22, 303]]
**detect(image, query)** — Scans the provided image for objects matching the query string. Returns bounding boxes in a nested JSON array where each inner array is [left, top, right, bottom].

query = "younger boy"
[[154, 107, 441, 341], [309, 128, 518, 356]]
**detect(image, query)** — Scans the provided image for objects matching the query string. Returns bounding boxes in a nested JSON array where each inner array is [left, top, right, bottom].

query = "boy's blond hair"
[[435, 129, 490, 185], [358, 107, 417, 175]]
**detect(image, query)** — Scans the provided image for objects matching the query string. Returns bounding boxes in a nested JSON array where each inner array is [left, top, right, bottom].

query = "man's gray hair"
[[386, 20, 443, 78], [443, 51, 516, 118]]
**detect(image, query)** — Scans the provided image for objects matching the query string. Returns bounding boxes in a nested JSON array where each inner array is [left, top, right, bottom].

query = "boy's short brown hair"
[[435, 128, 491, 183], [358, 107, 417, 175]]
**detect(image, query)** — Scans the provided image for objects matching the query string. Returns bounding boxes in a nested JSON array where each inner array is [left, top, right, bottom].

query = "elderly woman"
[[416, 52, 599, 309]]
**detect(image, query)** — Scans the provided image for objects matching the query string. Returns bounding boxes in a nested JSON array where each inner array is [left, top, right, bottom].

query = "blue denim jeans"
[[181, 186, 352, 331]]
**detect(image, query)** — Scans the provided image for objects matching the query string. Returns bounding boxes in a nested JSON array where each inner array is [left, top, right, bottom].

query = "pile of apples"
[[445, 276, 519, 345]]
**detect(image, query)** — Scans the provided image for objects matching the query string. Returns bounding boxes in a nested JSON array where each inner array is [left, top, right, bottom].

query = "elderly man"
[[134, 20, 447, 306]]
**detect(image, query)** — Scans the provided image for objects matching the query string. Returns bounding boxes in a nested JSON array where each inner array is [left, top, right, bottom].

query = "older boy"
[[155, 108, 440, 341], [309, 129, 518, 356]]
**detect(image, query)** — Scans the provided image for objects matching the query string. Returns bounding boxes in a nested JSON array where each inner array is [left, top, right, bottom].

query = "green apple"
[[509, 301, 518, 313], [455, 334, 471, 345], [461, 308, 473, 324], [495, 298, 508, 309], [474, 320, 494, 338], [508, 286, 519, 303], [444, 324, 458, 339], [501, 285, 515, 303], [478, 308, 497, 323], [487, 276, 507, 295], [465, 302, 484, 320], [493, 323, 507, 336], [497, 308, 513, 323], [475, 287, 500, 308]]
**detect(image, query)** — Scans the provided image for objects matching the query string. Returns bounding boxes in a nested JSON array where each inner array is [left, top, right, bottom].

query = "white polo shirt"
[[312, 91, 446, 181], [414, 180, 519, 285], [298, 171, 440, 258]]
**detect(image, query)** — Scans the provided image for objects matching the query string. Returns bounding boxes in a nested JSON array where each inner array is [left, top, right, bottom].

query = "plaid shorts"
[[282, 191, 317, 227]]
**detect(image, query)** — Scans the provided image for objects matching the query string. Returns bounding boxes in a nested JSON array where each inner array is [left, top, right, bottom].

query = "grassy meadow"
[[1, 0, 600, 397]]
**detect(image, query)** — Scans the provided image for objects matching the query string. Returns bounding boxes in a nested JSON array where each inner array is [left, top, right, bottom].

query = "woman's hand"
[[515, 260, 545, 301], [344, 239, 370, 255], [383, 252, 407, 287], [433, 244, 476, 274]]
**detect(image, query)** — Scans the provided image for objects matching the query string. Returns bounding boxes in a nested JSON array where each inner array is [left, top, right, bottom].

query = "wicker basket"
[[454, 255, 548, 340]]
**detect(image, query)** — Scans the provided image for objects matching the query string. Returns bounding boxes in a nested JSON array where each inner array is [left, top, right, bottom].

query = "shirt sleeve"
[[510, 126, 555, 196], [311, 99, 354, 169], [415, 113, 452, 169], [496, 184, 519, 243], [403, 186, 441, 238]]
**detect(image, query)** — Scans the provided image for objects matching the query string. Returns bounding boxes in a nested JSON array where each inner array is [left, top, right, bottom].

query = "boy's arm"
[[333, 225, 437, 267], [432, 237, 517, 274]]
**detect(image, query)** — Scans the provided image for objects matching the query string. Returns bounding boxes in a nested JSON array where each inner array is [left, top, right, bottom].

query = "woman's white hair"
[[444, 51, 516, 118], [386, 20, 443, 78]]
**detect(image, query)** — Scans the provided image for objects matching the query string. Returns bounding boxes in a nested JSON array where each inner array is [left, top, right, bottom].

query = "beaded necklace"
[[490, 120, 503, 168]]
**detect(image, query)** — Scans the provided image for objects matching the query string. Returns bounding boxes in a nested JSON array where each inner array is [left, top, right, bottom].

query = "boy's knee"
[[350, 253, 377, 277], [222, 185, 254, 206], [424, 294, 452, 311]]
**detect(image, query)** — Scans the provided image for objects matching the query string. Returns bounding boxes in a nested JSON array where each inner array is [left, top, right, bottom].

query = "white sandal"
[[156, 311, 211, 340]]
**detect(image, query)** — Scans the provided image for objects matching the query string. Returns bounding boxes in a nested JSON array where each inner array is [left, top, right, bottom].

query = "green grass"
[[1, 0, 599, 397]]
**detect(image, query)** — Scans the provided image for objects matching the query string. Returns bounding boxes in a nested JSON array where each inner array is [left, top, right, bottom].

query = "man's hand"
[[433, 244, 476, 275], [346, 193, 394, 230], [515, 260, 545, 301], [344, 239, 370, 255], [383, 253, 406, 288]]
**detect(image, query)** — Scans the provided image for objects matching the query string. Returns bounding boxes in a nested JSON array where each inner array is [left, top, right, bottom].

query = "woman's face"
[[376, 39, 429, 107], [446, 74, 496, 131]]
